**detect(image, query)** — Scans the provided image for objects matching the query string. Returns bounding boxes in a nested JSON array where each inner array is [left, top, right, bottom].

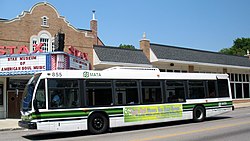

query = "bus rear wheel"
[[88, 113, 109, 134], [193, 106, 206, 122]]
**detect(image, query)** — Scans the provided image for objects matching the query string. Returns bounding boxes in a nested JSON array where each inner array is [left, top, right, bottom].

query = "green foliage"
[[119, 44, 135, 49], [219, 38, 250, 56]]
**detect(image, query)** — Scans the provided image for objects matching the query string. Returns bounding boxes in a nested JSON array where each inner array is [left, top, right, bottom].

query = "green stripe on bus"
[[31, 108, 123, 119], [183, 101, 233, 110]]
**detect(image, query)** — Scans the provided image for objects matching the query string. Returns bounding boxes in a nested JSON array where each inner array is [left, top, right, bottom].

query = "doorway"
[[7, 91, 23, 118]]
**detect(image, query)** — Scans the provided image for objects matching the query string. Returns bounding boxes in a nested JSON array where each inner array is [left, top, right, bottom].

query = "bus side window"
[[207, 80, 217, 98], [166, 80, 185, 103], [217, 79, 230, 97], [141, 80, 162, 104], [86, 80, 113, 106], [115, 80, 139, 105], [188, 80, 206, 99], [48, 79, 80, 109]]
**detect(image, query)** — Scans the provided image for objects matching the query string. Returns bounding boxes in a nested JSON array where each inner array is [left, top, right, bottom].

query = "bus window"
[[217, 79, 230, 97], [48, 79, 80, 109], [207, 80, 217, 98], [166, 80, 185, 103], [86, 80, 113, 106], [141, 80, 162, 104], [115, 80, 139, 105], [35, 79, 46, 109], [188, 80, 206, 99]]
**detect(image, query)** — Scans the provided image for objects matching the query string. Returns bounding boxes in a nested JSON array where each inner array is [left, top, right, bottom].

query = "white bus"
[[19, 67, 233, 134]]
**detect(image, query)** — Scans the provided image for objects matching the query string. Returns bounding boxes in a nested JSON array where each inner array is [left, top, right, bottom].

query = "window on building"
[[159, 69, 165, 72], [230, 73, 235, 81], [86, 80, 113, 106], [243, 74, 246, 82], [141, 80, 162, 104], [239, 74, 242, 82], [243, 83, 250, 98], [0, 84, 3, 106], [236, 83, 242, 98], [32, 38, 38, 52], [231, 83, 235, 99], [115, 80, 139, 105], [30, 31, 52, 52], [48, 79, 80, 109], [8, 79, 29, 90], [166, 80, 186, 103], [51, 38, 55, 52], [235, 74, 238, 82], [41, 16, 49, 26], [40, 38, 49, 52]]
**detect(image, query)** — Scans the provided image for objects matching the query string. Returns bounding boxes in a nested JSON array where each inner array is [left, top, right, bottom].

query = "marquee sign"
[[0, 44, 90, 76], [69, 56, 89, 70], [0, 54, 48, 76]]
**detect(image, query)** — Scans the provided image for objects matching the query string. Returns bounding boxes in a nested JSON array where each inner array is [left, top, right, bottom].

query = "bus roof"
[[37, 67, 228, 80]]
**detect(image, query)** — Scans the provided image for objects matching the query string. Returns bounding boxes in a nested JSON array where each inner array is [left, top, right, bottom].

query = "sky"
[[1, 0, 250, 52]]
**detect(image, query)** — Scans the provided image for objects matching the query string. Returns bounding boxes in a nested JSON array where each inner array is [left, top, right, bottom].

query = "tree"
[[119, 44, 135, 49], [219, 38, 250, 56]]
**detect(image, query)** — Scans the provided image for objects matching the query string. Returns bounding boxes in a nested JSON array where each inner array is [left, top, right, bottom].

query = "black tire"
[[193, 106, 206, 122], [88, 113, 109, 134]]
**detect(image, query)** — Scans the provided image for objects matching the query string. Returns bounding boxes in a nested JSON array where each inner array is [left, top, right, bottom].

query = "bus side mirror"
[[33, 99, 39, 113]]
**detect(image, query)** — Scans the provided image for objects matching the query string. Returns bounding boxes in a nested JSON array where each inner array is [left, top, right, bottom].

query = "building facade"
[[0, 2, 100, 118], [139, 37, 250, 100]]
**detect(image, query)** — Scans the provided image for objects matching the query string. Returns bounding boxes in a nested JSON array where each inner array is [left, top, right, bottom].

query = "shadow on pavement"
[[22, 116, 231, 140]]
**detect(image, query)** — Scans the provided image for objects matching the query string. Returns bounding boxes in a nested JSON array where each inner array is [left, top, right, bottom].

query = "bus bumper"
[[18, 121, 37, 129]]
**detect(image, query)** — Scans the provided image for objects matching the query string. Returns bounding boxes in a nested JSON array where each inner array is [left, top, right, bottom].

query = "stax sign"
[[0, 43, 44, 55], [0, 44, 88, 61], [68, 46, 88, 61]]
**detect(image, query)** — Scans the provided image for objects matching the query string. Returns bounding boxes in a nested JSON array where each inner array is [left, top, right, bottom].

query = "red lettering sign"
[[17, 46, 29, 54], [6, 46, 17, 54], [0, 46, 6, 55], [0, 43, 44, 55], [33, 43, 44, 53], [68, 46, 88, 61]]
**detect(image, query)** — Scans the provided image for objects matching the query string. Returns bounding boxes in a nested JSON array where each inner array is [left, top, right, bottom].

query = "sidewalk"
[[0, 118, 21, 131], [0, 101, 250, 131]]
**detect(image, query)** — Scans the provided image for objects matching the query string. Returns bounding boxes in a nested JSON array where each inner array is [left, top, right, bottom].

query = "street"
[[1, 108, 250, 141]]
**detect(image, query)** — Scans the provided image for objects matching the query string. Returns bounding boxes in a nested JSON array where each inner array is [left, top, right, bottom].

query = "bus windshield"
[[21, 73, 41, 112]]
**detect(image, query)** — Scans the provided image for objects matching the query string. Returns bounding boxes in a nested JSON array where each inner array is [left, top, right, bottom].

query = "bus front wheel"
[[193, 106, 206, 122], [88, 113, 109, 134]]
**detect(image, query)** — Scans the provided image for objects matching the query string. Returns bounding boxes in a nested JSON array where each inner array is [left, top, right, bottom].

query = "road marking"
[[130, 121, 250, 141]]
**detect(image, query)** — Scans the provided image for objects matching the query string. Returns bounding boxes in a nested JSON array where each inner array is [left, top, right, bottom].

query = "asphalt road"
[[1, 108, 250, 141]]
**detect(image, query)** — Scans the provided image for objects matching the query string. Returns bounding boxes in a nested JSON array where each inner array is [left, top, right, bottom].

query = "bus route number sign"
[[51, 72, 62, 77]]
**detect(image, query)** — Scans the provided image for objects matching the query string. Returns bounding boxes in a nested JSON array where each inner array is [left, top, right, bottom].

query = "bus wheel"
[[88, 113, 108, 134], [193, 106, 206, 122]]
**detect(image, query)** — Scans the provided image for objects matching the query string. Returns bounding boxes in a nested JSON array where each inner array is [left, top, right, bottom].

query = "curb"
[[0, 127, 24, 132]]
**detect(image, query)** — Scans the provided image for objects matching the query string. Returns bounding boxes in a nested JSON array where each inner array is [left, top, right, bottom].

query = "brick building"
[[0, 2, 102, 118]]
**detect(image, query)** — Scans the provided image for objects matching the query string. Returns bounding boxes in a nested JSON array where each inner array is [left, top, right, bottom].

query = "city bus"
[[19, 67, 233, 134]]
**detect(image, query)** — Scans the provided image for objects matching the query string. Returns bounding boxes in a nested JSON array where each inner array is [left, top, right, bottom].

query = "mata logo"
[[83, 72, 89, 78], [83, 71, 101, 78]]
